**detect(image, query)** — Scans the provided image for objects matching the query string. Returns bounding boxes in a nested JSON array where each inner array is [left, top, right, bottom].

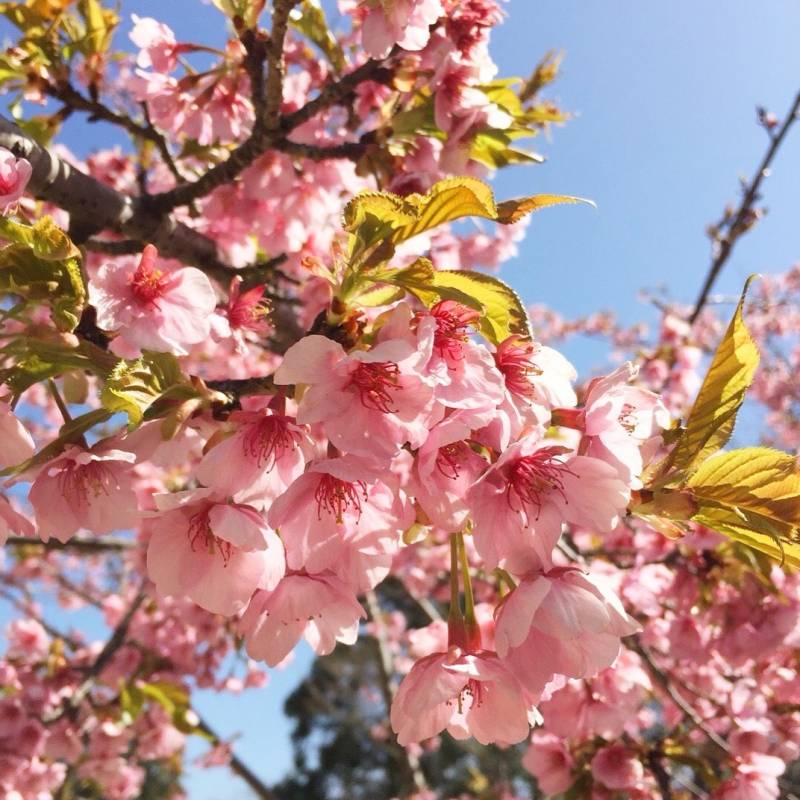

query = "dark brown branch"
[[263, 0, 298, 130], [0, 114, 231, 274], [148, 54, 394, 212], [688, 89, 800, 324]]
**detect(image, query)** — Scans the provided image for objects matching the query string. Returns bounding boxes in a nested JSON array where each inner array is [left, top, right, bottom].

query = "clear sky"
[[2, 2, 800, 798]]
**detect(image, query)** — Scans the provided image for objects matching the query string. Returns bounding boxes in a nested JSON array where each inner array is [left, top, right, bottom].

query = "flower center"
[[130, 244, 170, 305], [241, 414, 299, 469], [617, 403, 638, 434], [227, 283, 270, 331], [453, 678, 485, 714], [187, 510, 232, 565], [346, 361, 400, 413], [57, 462, 116, 506], [314, 474, 367, 523], [506, 446, 574, 519], [494, 335, 542, 398], [435, 442, 470, 480], [428, 300, 481, 362]]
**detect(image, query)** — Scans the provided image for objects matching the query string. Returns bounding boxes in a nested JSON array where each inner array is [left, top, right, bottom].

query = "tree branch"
[[46, 589, 146, 723], [688, 89, 800, 324], [148, 54, 394, 212], [5, 535, 134, 552], [263, 0, 298, 131], [195, 716, 281, 800]]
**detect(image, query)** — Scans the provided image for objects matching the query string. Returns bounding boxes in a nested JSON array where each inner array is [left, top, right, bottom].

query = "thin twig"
[[195, 716, 280, 800], [628, 636, 730, 754], [46, 589, 147, 723], [688, 89, 800, 323], [5, 535, 135, 552]]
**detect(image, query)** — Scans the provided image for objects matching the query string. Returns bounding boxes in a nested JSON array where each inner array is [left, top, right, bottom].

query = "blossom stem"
[[47, 378, 72, 424], [457, 531, 477, 628], [448, 532, 463, 629]]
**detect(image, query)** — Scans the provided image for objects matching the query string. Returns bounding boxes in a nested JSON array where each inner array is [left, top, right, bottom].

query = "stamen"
[[346, 361, 400, 413], [494, 335, 542, 399], [506, 446, 576, 520], [241, 414, 299, 469], [426, 300, 481, 362], [435, 442, 470, 480], [314, 474, 367, 523], [187, 509, 232, 565]]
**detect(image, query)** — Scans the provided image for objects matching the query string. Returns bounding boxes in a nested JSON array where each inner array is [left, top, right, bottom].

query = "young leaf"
[[376, 261, 530, 345], [691, 503, 800, 569], [495, 193, 595, 224], [101, 353, 184, 427], [432, 270, 530, 345], [343, 176, 593, 254], [686, 447, 800, 529], [289, 0, 345, 72], [662, 276, 760, 477]]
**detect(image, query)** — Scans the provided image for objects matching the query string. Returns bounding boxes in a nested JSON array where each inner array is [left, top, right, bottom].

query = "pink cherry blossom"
[[0, 494, 35, 544], [580, 362, 670, 487], [0, 147, 32, 213], [360, 0, 444, 59], [147, 487, 284, 616], [713, 754, 786, 800], [495, 568, 639, 694], [240, 574, 365, 667], [273, 333, 438, 463], [28, 444, 139, 542], [88, 244, 217, 357], [522, 732, 575, 795], [483, 334, 577, 449], [466, 434, 630, 571], [5, 619, 48, 663], [129, 15, 180, 73], [390, 647, 536, 746], [413, 301, 506, 412], [591, 744, 644, 790], [267, 455, 411, 590], [195, 406, 307, 508], [409, 408, 490, 532], [0, 402, 35, 469]]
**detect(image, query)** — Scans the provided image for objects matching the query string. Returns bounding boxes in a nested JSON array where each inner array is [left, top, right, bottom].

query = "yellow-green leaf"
[[432, 270, 530, 345], [31, 216, 81, 260], [691, 503, 800, 569], [289, 0, 345, 72], [495, 193, 594, 224], [101, 353, 184, 427], [664, 276, 760, 477], [686, 447, 800, 529]]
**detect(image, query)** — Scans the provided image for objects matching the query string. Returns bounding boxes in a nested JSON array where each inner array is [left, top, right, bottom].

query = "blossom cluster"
[[0, 0, 799, 797]]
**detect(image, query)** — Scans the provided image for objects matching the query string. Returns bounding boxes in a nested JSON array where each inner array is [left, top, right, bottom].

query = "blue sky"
[[2, 1, 800, 797]]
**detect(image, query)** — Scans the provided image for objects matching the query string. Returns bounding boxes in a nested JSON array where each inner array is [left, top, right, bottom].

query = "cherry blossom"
[[89, 244, 217, 357]]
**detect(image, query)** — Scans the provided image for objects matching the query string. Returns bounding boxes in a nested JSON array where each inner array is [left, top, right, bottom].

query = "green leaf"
[[101, 352, 184, 427], [691, 503, 800, 569], [289, 0, 345, 72], [78, 0, 115, 53], [432, 270, 530, 345], [662, 276, 760, 477], [0, 217, 85, 330], [376, 259, 530, 346]]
